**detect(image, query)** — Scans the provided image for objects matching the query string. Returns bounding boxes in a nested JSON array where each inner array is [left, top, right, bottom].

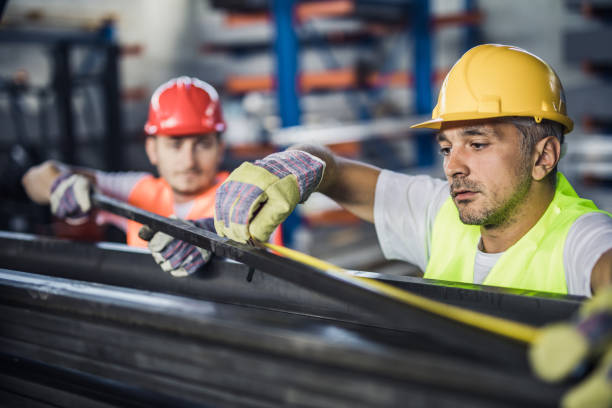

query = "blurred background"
[[1, 0, 611, 275]]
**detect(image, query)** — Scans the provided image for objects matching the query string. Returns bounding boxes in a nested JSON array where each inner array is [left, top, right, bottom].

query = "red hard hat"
[[144, 76, 226, 136]]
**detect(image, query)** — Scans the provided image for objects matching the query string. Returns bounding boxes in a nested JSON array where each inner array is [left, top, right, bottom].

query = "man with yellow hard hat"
[[215, 44, 610, 296], [212, 44, 612, 407]]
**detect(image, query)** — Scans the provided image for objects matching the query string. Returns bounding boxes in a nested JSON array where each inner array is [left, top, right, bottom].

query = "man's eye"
[[472, 143, 487, 150], [197, 140, 213, 149], [439, 147, 450, 156]]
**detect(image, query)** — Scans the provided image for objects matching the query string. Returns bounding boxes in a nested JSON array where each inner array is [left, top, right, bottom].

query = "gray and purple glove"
[[49, 173, 93, 223], [214, 150, 325, 243], [139, 217, 215, 277]]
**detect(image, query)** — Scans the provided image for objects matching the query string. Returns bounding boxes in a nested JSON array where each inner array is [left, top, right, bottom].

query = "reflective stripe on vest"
[[126, 172, 229, 247], [424, 173, 605, 294]]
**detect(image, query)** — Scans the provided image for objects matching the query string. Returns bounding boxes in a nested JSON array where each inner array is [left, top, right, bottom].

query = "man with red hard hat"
[[128, 76, 228, 247], [22, 76, 230, 276]]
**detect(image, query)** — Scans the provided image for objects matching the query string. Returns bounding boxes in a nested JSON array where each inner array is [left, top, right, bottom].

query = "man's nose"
[[444, 148, 469, 178], [179, 143, 197, 166]]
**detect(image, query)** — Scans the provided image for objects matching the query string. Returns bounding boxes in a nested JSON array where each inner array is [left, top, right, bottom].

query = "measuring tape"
[[265, 242, 540, 344]]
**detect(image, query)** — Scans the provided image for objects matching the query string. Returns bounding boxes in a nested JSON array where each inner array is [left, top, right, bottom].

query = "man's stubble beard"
[[454, 159, 532, 228], [169, 170, 215, 198]]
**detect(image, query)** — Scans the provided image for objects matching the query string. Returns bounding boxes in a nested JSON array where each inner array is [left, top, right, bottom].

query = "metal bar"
[[53, 41, 75, 165], [102, 43, 122, 171], [412, 0, 436, 167], [463, 0, 480, 51], [272, 0, 301, 128], [7, 85, 30, 146], [269, 116, 429, 146], [0, 231, 580, 328], [272, 0, 303, 247], [89, 193, 529, 365], [0, 0, 7, 20], [0, 353, 201, 408], [0, 271, 566, 407], [266, 242, 539, 344], [37, 88, 52, 150]]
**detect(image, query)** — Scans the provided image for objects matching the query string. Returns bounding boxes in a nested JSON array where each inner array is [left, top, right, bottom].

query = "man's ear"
[[145, 136, 158, 166], [532, 136, 561, 181]]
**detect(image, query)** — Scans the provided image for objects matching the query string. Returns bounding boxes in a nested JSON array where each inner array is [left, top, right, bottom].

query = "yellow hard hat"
[[412, 44, 573, 133]]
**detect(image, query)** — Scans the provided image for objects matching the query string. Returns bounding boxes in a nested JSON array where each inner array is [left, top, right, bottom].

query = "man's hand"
[[139, 218, 215, 277], [22, 160, 62, 205], [49, 173, 93, 222], [214, 150, 325, 243], [529, 287, 612, 408]]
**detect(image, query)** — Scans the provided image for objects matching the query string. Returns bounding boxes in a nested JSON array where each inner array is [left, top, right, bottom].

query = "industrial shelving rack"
[[203, 0, 484, 249], [562, 0, 612, 209]]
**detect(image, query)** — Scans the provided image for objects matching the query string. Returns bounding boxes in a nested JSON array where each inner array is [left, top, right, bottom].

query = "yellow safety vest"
[[424, 173, 607, 294]]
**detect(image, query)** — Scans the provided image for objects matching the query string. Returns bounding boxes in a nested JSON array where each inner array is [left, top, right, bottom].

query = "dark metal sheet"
[[0, 360, 196, 408], [0, 270, 565, 407], [0, 230, 581, 328]]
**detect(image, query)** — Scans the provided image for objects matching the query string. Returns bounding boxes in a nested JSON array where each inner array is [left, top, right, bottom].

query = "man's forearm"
[[288, 144, 381, 222], [22, 161, 98, 205], [591, 248, 612, 294]]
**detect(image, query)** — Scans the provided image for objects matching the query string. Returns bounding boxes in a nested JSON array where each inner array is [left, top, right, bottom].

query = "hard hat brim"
[[410, 118, 443, 130], [411, 112, 574, 134]]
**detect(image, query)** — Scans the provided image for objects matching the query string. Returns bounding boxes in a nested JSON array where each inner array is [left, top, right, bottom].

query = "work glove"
[[214, 150, 325, 243], [529, 286, 612, 408], [49, 172, 93, 222], [139, 217, 215, 278]]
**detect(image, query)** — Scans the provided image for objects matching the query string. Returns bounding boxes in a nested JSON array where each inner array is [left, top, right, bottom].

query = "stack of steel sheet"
[[0, 231, 580, 407]]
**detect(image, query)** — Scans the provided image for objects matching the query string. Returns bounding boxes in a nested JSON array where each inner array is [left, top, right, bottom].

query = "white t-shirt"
[[373, 170, 612, 297]]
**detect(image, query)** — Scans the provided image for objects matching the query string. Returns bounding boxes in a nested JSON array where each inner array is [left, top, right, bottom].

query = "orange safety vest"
[[125, 171, 283, 247]]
